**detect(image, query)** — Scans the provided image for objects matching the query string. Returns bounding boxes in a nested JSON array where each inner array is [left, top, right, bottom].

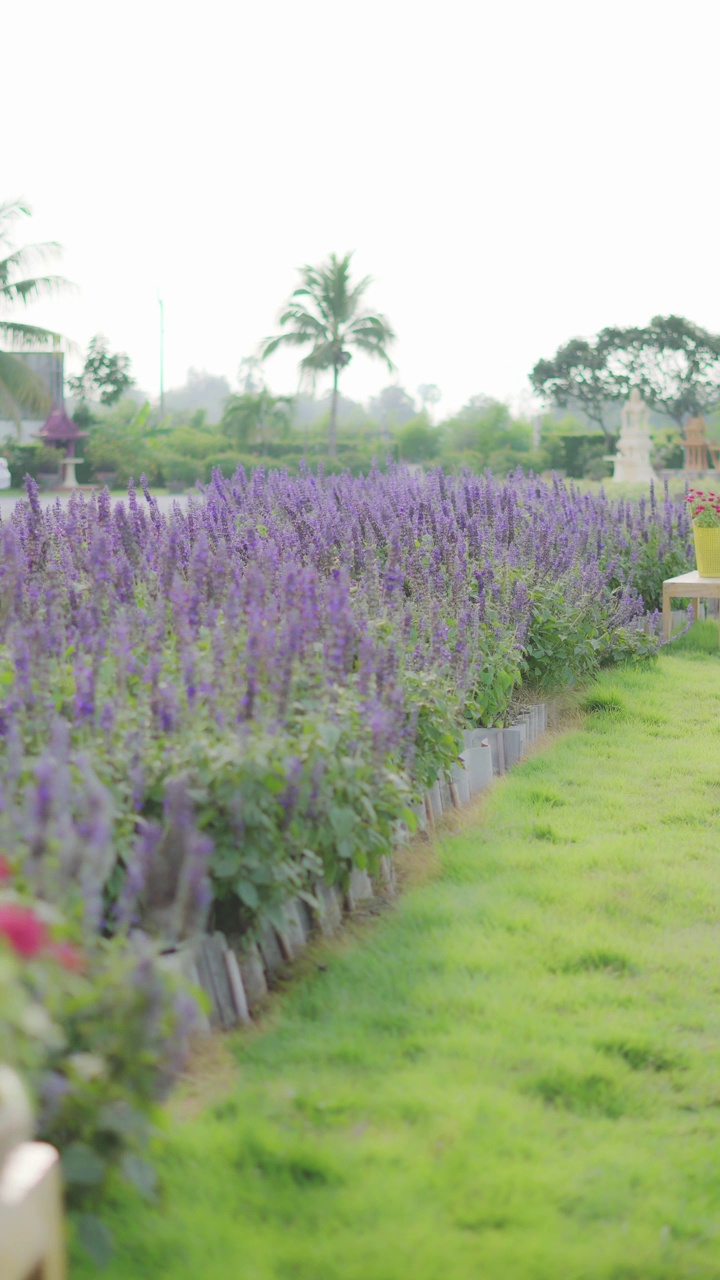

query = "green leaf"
[[97, 1100, 152, 1143], [75, 1213, 114, 1267], [62, 1142, 106, 1187], [329, 807, 356, 841], [236, 879, 260, 909], [120, 1153, 158, 1201]]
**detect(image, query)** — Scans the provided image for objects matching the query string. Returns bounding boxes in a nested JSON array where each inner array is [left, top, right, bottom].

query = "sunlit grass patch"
[[71, 649, 720, 1280], [669, 619, 720, 653], [580, 689, 628, 716]]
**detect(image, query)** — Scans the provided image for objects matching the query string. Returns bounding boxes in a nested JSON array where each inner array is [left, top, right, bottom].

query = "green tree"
[[531, 315, 720, 440], [237, 355, 264, 395], [600, 315, 720, 425], [68, 334, 134, 415], [417, 382, 442, 421], [0, 200, 71, 427], [163, 369, 232, 422], [221, 389, 292, 454], [397, 415, 439, 463], [530, 338, 623, 447], [369, 384, 416, 427], [261, 253, 395, 457]]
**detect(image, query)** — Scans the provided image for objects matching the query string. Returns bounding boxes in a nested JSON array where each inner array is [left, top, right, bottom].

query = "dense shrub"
[[0, 467, 689, 937], [1, 438, 62, 487], [397, 417, 440, 463]]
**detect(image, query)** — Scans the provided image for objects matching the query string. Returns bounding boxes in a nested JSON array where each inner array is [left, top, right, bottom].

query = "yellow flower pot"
[[693, 525, 720, 577]]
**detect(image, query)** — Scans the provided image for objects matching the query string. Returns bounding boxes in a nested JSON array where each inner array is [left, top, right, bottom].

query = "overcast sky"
[[3, 0, 720, 417]]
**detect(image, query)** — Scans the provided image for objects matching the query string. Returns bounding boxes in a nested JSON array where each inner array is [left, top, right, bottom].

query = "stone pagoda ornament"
[[35, 407, 87, 489], [611, 387, 655, 484]]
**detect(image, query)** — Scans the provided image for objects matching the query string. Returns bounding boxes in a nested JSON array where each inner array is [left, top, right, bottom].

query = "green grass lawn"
[[73, 639, 720, 1279], [575, 478, 688, 501]]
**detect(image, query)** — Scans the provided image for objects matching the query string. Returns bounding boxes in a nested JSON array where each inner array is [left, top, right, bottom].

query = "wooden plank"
[[662, 584, 672, 641], [0, 1143, 65, 1280]]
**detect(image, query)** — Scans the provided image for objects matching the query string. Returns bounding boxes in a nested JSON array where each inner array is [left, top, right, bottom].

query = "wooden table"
[[662, 571, 720, 643]]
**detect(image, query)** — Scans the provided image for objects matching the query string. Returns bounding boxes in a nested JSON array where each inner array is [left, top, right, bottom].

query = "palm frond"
[[0, 320, 66, 348], [277, 305, 327, 334], [0, 242, 63, 279], [348, 335, 395, 372], [0, 273, 72, 305], [346, 313, 396, 341], [0, 375, 22, 426], [0, 201, 32, 247], [0, 350, 52, 419], [299, 342, 336, 372]]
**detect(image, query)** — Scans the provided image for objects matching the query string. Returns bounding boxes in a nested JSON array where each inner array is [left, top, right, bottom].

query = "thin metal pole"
[[159, 297, 165, 417]]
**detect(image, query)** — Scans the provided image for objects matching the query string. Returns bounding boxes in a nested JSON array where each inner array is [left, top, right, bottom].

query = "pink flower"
[[0, 905, 48, 958], [0, 856, 11, 882]]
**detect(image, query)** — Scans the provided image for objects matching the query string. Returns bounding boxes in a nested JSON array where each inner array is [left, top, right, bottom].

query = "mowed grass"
[[73, 638, 720, 1279]]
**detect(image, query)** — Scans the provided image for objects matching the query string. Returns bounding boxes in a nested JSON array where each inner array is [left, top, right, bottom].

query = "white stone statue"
[[0, 458, 10, 491], [611, 388, 655, 484]]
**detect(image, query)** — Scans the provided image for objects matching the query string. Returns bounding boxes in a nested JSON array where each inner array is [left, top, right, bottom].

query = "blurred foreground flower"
[[0, 904, 48, 958]]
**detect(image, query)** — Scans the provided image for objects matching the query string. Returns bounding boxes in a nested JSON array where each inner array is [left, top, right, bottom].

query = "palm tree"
[[221, 388, 293, 455], [0, 200, 70, 429], [261, 253, 395, 458]]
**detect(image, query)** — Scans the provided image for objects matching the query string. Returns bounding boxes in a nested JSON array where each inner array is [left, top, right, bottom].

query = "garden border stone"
[[236, 943, 268, 1009], [450, 761, 471, 807], [460, 744, 493, 795], [470, 727, 505, 774], [223, 947, 251, 1025], [346, 867, 374, 910], [296, 897, 314, 940], [503, 725, 523, 768], [425, 780, 443, 823], [196, 934, 239, 1030], [314, 883, 343, 937], [257, 922, 285, 978], [275, 900, 307, 962]]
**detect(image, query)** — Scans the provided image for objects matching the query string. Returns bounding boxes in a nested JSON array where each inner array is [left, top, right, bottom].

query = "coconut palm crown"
[[0, 200, 71, 425], [261, 252, 395, 457]]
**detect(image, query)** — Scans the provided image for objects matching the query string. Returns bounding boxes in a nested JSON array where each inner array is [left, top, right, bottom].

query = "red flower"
[[0, 855, 11, 882], [0, 905, 48, 958], [48, 941, 85, 973]]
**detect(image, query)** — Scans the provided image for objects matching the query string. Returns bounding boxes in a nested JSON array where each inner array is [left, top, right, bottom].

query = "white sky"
[[3, 0, 720, 417]]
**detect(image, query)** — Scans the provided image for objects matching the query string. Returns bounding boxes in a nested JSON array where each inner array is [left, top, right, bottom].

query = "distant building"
[[0, 351, 65, 444]]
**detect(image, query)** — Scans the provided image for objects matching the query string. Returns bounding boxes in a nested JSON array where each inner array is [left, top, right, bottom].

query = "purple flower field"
[[0, 465, 691, 943]]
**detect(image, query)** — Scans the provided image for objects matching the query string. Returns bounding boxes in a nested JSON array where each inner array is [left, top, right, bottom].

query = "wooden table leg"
[[662, 586, 672, 642]]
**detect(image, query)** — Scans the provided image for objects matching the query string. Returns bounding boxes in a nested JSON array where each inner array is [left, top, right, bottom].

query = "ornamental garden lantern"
[[35, 407, 87, 490]]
